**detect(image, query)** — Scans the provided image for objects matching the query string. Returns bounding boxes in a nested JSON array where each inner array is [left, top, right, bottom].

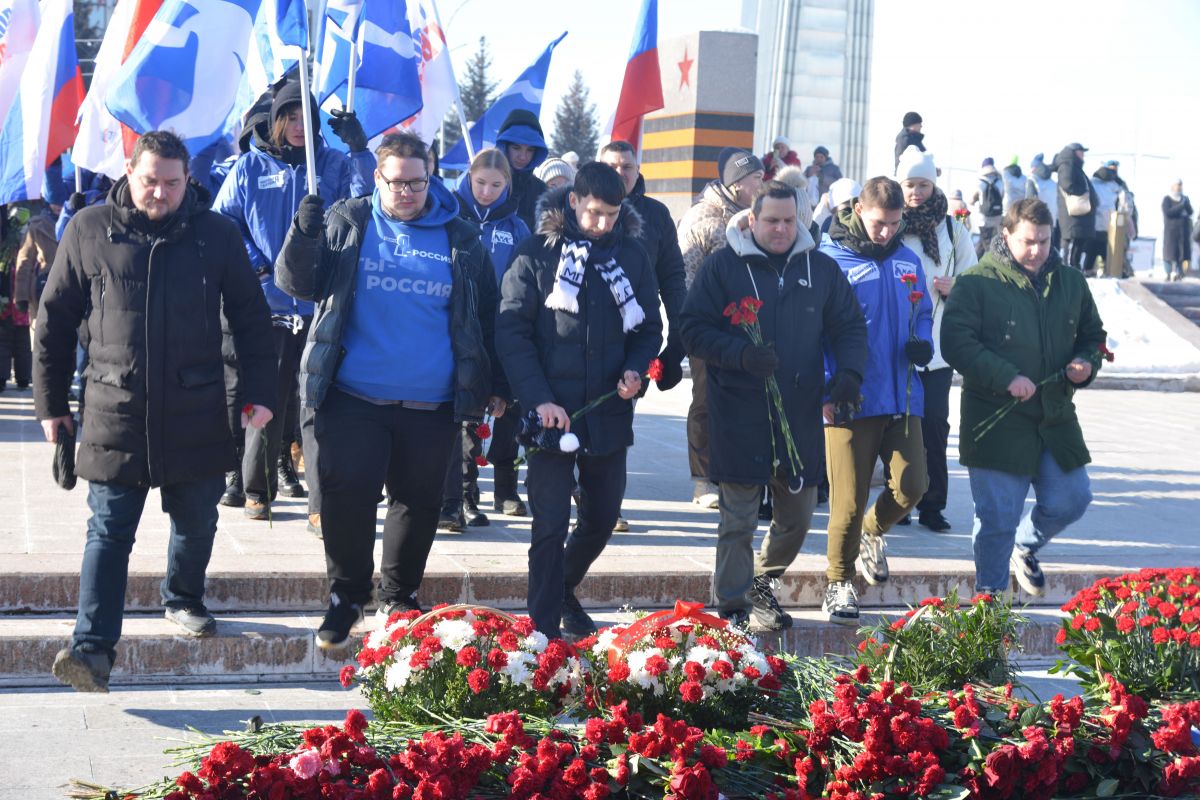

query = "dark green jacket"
[[941, 249, 1105, 476]]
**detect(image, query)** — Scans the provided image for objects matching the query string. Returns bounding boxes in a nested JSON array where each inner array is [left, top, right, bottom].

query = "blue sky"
[[440, 0, 1199, 239]]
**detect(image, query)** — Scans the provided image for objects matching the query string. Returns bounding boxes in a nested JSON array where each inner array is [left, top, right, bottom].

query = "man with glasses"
[[275, 132, 506, 649]]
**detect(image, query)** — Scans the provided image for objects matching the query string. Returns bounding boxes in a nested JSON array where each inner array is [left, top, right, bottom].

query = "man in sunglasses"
[[275, 132, 506, 649]]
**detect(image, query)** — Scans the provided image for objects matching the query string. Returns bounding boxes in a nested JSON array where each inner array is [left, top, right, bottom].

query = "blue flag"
[[315, 0, 423, 139], [105, 0, 263, 154], [265, 0, 308, 49], [441, 32, 567, 171]]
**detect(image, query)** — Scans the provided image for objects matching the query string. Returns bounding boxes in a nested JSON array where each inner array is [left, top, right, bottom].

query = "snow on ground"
[[1087, 278, 1200, 374]]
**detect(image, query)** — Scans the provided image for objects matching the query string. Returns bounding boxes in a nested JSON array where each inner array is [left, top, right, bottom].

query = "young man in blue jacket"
[[819, 176, 934, 625]]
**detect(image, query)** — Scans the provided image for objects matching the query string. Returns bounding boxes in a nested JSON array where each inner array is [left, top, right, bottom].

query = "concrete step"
[[0, 608, 1068, 688], [0, 562, 1117, 614]]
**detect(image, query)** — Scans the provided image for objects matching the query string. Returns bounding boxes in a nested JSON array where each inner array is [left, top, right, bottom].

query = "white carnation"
[[384, 645, 417, 690], [432, 618, 475, 651], [522, 631, 549, 652]]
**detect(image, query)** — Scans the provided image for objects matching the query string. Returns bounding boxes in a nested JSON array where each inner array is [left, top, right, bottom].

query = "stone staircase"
[[0, 563, 1106, 688], [1141, 279, 1200, 326]]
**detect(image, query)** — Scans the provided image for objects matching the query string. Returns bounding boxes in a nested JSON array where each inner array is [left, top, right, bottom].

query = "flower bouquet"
[[346, 604, 585, 724], [1053, 567, 1200, 699], [853, 589, 1024, 690], [577, 601, 786, 730]]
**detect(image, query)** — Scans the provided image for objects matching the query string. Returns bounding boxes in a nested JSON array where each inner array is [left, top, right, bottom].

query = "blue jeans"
[[968, 449, 1092, 592], [73, 477, 225, 659]]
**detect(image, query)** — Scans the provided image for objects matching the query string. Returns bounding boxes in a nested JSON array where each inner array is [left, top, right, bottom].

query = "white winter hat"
[[829, 177, 862, 208], [773, 135, 789, 147], [895, 145, 937, 183]]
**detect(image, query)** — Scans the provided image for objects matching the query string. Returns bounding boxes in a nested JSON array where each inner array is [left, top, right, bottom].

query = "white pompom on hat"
[[895, 145, 937, 183]]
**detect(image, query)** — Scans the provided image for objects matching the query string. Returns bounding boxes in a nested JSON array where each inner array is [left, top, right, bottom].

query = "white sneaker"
[[858, 533, 890, 585], [692, 480, 719, 509]]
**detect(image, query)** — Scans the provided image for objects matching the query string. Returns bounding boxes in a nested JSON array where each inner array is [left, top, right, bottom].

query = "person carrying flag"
[[213, 79, 373, 527]]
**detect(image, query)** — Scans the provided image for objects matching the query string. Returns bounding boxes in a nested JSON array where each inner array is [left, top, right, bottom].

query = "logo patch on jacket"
[[892, 260, 919, 281], [491, 229, 514, 248], [846, 262, 878, 284]]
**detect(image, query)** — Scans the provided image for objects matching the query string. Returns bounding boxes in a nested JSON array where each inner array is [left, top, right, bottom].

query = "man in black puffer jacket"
[[497, 163, 662, 638], [36, 131, 277, 693], [275, 132, 505, 651]]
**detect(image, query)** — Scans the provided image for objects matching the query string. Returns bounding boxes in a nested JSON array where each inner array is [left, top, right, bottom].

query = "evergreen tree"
[[460, 37, 498, 125], [551, 71, 599, 163]]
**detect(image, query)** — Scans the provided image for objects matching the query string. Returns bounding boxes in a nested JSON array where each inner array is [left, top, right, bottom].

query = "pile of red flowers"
[[1056, 567, 1200, 698]]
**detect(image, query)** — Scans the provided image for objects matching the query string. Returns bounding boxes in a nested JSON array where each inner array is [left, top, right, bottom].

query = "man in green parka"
[[942, 198, 1106, 597]]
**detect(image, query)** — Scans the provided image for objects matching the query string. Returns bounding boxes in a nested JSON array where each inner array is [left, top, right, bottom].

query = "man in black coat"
[[35, 131, 276, 692], [681, 181, 867, 630], [894, 111, 925, 169], [1053, 142, 1097, 271], [496, 163, 662, 638]]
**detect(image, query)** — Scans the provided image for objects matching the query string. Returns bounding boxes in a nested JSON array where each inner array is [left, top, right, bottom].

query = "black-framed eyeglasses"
[[381, 177, 429, 193]]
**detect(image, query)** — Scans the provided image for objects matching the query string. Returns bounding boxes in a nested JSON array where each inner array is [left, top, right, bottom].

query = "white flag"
[[400, 0, 458, 146], [72, 0, 137, 179]]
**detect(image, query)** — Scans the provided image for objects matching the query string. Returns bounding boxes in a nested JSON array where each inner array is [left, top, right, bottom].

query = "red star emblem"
[[678, 47, 694, 89]]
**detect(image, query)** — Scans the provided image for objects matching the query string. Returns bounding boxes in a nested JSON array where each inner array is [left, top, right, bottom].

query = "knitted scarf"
[[545, 205, 645, 332], [901, 187, 949, 263], [829, 205, 907, 261]]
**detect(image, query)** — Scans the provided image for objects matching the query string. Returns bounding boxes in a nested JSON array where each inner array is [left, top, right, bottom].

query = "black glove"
[[68, 192, 86, 212], [329, 109, 368, 153], [905, 339, 934, 367], [741, 345, 778, 378], [297, 195, 325, 238], [655, 345, 685, 392], [826, 370, 862, 405]]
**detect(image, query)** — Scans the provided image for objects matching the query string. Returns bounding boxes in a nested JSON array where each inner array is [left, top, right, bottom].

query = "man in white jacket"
[[895, 146, 978, 532]]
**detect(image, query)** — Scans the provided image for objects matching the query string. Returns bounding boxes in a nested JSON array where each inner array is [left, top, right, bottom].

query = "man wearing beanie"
[[971, 157, 1004, 256], [895, 146, 977, 533], [804, 146, 843, 208], [763, 135, 801, 181], [678, 147, 765, 509], [496, 109, 550, 230], [894, 112, 925, 169]]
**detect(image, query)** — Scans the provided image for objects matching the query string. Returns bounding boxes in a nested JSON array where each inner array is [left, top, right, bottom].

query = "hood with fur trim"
[[533, 184, 644, 247], [723, 207, 815, 260]]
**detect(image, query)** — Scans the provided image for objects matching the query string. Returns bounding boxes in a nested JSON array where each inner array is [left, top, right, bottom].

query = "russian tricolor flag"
[[609, 0, 664, 154], [0, 0, 85, 202]]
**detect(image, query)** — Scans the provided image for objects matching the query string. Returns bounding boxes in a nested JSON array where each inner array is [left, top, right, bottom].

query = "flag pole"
[[344, 21, 359, 113], [297, 4, 319, 196], [428, 0, 474, 158], [74, 164, 82, 193]]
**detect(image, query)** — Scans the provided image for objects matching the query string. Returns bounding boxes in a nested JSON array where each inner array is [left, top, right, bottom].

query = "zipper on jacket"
[[97, 275, 105, 347]]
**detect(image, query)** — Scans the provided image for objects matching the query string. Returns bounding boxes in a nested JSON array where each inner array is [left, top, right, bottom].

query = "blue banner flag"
[[441, 31, 566, 171]]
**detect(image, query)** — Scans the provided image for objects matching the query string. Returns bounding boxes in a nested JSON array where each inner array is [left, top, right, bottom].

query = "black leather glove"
[[655, 345, 685, 392], [296, 195, 325, 238], [826, 370, 862, 405], [68, 192, 86, 212], [329, 109, 368, 153], [905, 339, 934, 367], [741, 345, 779, 378]]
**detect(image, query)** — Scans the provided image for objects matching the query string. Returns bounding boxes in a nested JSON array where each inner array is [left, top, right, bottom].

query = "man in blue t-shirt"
[[275, 132, 505, 650]]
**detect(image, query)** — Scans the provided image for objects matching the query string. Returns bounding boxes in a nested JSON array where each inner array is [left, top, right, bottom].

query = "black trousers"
[[916, 367, 953, 514], [0, 319, 31, 386], [440, 406, 522, 508], [1064, 237, 1088, 271], [301, 406, 320, 516], [243, 319, 308, 503], [315, 388, 456, 606], [526, 447, 626, 637], [686, 358, 709, 479]]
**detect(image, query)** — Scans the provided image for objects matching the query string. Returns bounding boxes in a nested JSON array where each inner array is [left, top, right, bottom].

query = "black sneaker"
[[918, 510, 951, 532], [317, 596, 364, 651], [438, 505, 465, 532], [220, 471, 246, 508], [822, 581, 859, 626], [375, 594, 422, 625], [277, 453, 306, 498], [51, 647, 111, 693], [750, 575, 793, 630], [463, 495, 490, 527], [1011, 547, 1046, 597], [165, 605, 217, 637], [496, 497, 528, 516], [719, 608, 750, 628], [561, 589, 597, 637]]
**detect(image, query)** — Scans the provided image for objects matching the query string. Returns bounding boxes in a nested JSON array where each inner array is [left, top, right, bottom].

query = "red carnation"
[[474, 455, 489, 467], [646, 358, 664, 382], [1098, 343, 1116, 362], [679, 680, 703, 703], [338, 664, 356, 688], [467, 668, 490, 694], [909, 290, 925, 304], [722, 302, 737, 318], [475, 422, 491, 439], [242, 403, 254, 417], [900, 273, 918, 286], [457, 646, 481, 668]]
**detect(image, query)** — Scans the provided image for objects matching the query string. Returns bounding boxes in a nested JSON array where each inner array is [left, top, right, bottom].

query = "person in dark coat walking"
[[495, 109, 550, 231], [942, 198, 1106, 597], [275, 133, 505, 651], [681, 181, 867, 630], [1053, 143, 1097, 271], [1162, 180, 1193, 281], [35, 131, 277, 692], [893, 111, 925, 169], [496, 164, 662, 639]]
